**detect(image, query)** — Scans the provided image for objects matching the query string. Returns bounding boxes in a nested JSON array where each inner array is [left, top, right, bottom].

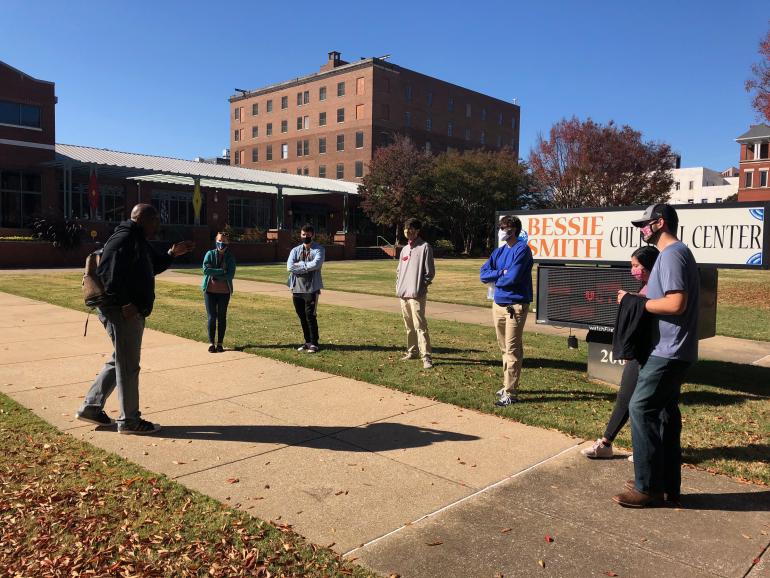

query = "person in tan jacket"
[[396, 218, 435, 369]]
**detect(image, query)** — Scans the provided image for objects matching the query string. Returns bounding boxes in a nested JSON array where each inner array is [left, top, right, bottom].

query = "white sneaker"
[[297, 344, 308, 351], [422, 356, 433, 369], [628, 454, 634, 462], [581, 439, 613, 459], [495, 387, 507, 397]]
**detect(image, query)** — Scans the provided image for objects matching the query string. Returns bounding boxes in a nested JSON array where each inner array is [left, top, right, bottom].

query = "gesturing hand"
[[170, 240, 195, 256]]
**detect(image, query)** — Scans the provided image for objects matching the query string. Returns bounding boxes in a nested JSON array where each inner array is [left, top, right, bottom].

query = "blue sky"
[[2, 0, 767, 170]]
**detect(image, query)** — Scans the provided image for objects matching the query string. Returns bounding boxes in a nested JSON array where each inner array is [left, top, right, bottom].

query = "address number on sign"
[[599, 349, 626, 365]]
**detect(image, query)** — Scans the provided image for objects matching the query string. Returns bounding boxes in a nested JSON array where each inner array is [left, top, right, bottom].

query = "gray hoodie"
[[396, 238, 435, 299]]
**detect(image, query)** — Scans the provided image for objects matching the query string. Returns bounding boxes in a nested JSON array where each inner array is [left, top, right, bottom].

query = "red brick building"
[[229, 51, 521, 182], [736, 124, 770, 202]]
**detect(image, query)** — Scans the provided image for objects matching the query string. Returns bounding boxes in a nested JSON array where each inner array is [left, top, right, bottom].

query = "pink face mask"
[[631, 268, 645, 281]]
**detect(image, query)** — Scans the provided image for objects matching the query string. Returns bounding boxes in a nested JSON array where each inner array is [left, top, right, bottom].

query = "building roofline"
[[0, 60, 55, 86]]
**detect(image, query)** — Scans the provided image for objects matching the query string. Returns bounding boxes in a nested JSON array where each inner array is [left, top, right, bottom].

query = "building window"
[[303, 116, 309, 129], [716, 197, 722, 203], [252, 126, 258, 138], [380, 103, 390, 120], [281, 169, 287, 173], [404, 111, 411, 127], [319, 165, 326, 178], [303, 90, 310, 105], [0, 100, 42, 128], [234, 129, 241, 142], [761, 170, 768, 188], [266, 144, 273, 160], [152, 190, 205, 226], [481, 107, 487, 121], [356, 77, 365, 95], [303, 139, 310, 156], [266, 99, 273, 113], [356, 104, 364, 120], [251, 147, 259, 162], [337, 134, 345, 151], [281, 120, 288, 133], [336, 163, 344, 179], [448, 96, 454, 112], [355, 131, 364, 148], [228, 196, 271, 229], [319, 86, 327, 101], [297, 117, 303, 130], [337, 81, 345, 97], [426, 117, 432, 131], [688, 180, 694, 190], [266, 123, 273, 136], [281, 96, 288, 109], [0, 171, 42, 227], [427, 92, 433, 106], [498, 112, 503, 126], [425, 141, 432, 153], [281, 143, 288, 159], [511, 116, 517, 130], [355, 161, 364, 178], [447, 122, 453, 137], [480, 130, 485, 144], [337, 107, 345, 123], [303, 166, 309, 176], [296, 167, 302, 175], [252, 103, 259, 115], [759, 143, 770, 159], [464, 127, 471, 141], [319, 111, 327, 126], [234, 107, 241, 121], [296, 140, 303, 157], [744, 171, 753, 188], [319, 137, 327, 154], [65, 180, 123, 222], [297, 92, 303, 106], [675, 181, 680, 191], [687, 199, 694, 204], [465, 103, 471, 118], [404, 84, 412, 102]]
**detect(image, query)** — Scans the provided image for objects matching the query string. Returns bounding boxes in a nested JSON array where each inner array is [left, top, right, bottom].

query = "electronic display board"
[[536, 266, 642, 331]]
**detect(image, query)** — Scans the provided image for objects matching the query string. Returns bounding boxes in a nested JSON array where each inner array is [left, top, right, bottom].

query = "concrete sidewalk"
[[2, 290, 769, 577], [157, 270, 770, 368]]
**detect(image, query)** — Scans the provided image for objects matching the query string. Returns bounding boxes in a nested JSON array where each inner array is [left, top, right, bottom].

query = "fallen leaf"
[[501, 527, 513, 533], [426, 541, 443, 546], [605, 572, 619, 577], [545, 534, 554, 543], [226, 478, 240, 484], [172, 461, 186, 465], [538, 559, 545, 568], [741, 533, 752, 540]]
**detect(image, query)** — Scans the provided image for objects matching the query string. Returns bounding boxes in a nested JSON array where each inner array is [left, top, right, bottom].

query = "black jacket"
[[97, 220, 173, 317], [612, 293, 652, 364]]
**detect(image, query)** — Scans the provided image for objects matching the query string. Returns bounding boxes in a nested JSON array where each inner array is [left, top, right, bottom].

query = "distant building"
[[667, 167, 738, 204], [229, 51, 521, 182], [736, 124, 770, 202]]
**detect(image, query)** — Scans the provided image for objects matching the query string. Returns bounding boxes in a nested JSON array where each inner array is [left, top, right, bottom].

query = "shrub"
[[31, 218, 84, 250]]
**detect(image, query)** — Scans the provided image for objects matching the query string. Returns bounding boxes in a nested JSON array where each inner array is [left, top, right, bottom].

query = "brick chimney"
[[320, 51, 347, 72]]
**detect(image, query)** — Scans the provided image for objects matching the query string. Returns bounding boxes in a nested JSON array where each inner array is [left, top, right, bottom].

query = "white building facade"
[[667, 167, 738, 204]]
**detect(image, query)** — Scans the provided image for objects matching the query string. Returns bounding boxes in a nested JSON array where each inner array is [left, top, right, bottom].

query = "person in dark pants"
[[202, 232, 236, 353], [75, 204, 194, 435], [581, 245, 659, 459], [613, 204, 699, 508], [287, 224, 325, 353]]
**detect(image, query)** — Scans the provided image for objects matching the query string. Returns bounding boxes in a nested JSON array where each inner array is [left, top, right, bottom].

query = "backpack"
[[82, 249, 106, 335]]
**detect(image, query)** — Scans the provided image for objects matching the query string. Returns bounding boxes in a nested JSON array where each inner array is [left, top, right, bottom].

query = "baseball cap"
[[631, 203, 678, 227]]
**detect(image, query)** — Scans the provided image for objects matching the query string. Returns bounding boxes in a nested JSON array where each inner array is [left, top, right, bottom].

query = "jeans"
[[492, 302, 529, 393], [603, 359, 639, 442], [400, 296, 432, 358], [80, 306, 145, 426], [204, 291, 231, 344], [293, 291, 319, 346], [629, 355, 690, 496]]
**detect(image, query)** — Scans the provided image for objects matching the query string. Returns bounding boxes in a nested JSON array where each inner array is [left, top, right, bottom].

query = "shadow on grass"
[[234, 343, 477, 354], [684, 443, 770, 466], [680, 390, 762, 406], [518, 389, 616, 403], [679, 491, 770, 512], [157, 422, 479, 451], [435, 357, 586, 372], [687, 360, 770, 397]]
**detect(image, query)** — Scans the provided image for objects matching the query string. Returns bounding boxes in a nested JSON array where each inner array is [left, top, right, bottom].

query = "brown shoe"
[[623, 480, 681, 506], [612, 488, 664, 508], [624, 479, 635, 491]]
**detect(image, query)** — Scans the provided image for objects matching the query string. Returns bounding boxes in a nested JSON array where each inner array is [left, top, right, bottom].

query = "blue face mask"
[[216, 241, 227, 250]]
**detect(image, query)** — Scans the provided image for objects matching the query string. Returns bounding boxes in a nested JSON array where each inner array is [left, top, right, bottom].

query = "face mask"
[[498, 229, 511, 243], [302, 235, 313, 244], [631, 268, 645, 281], [215, 241, 227, 250], [641, 222, 662, 245]]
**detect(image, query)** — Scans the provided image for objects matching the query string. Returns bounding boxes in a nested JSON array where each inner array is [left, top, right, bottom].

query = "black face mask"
[[302, 236, 313, 244]]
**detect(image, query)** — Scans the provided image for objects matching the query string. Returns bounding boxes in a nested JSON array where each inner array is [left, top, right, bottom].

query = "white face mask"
[[498, 229, 511, 243]]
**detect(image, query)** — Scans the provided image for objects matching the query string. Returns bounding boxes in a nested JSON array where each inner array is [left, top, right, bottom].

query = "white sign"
[[498, 205, 767, 267]]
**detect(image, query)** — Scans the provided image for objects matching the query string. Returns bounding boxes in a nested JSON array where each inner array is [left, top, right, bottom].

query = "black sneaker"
[[216, 344, 224, 353], [208, 344, 216, 353], [75, 409, 115, 426], [118, 419, 161, 435]]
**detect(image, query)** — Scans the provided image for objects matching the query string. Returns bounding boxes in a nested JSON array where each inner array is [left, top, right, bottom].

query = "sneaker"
[[495, 393, 516, 407], [306, 344, 319, 353], [495, 387, 507, 398], [628, 454, 634, 463], [208, 344, 216, 353], [581, 439, 613, 459], [297, 343, 309, 351], [400, 353, 418, 361], [423, 356, 434, 369], [75, 409, 115, 427], [216, 344, 224, 353], [118, 419, 161, 435]]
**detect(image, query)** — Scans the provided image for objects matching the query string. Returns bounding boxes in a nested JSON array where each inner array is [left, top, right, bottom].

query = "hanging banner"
[[497, 203, 769, 269], [192, 180, 202, 225], [88, 168, 99, 218]]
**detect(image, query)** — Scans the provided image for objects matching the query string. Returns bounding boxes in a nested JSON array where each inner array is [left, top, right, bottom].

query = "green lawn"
[[187, 259, 770, 342], [1, 274, 767, 486], [0, 393, 373, 577]]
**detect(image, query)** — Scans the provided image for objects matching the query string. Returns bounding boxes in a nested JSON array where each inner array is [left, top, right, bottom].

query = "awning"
[[126, 173, 343, 196]]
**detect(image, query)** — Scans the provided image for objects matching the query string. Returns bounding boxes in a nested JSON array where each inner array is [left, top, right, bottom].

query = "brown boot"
[[625, 480, 682, 506], [612, 488, 664, 508]]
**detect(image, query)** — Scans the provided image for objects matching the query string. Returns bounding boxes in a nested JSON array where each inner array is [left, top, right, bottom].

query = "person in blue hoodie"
[[479, 215, 534, 407], [287, 224, 325, 353]]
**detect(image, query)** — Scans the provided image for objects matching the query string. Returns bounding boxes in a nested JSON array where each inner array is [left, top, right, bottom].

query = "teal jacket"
[[201, 249, 236, 293]]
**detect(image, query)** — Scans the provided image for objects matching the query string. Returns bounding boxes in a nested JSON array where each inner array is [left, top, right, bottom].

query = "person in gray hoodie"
[[396, 218, 435, 369], [287, 224, 325, 353]]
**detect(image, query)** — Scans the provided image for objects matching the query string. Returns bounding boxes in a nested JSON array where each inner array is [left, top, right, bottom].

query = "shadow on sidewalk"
[[679, 490, 770, 512], [157, 422, 480, 452]]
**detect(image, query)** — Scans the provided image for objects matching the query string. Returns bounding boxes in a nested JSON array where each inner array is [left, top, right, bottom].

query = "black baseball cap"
[[631, 203, 678, 227]]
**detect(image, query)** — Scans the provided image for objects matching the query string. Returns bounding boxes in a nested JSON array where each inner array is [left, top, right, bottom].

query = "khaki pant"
[[492, 302, 529, 393], [400, 297, 432, 358]]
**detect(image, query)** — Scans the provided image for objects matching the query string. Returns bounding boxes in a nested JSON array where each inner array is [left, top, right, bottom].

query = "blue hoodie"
[[479, 240, 533, 305]]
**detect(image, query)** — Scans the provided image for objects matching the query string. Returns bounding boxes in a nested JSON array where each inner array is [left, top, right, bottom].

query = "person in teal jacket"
[[201, 232, 236, 352]]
